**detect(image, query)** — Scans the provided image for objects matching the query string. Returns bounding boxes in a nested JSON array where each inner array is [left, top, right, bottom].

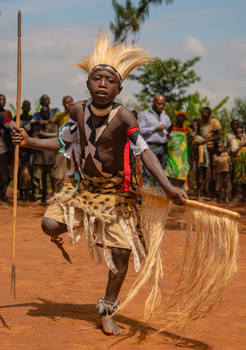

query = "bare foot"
[[97, 315, 123, 335], [96, 298, 122, 335]]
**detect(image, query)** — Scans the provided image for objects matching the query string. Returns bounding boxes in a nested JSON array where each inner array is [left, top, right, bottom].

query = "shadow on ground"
[[0, 299, 211, 349]]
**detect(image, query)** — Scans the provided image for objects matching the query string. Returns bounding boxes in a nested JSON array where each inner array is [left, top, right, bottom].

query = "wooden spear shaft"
[[11, 10, 22, 299]]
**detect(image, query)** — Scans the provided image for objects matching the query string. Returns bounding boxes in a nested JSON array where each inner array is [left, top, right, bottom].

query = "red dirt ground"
[[0, 193, 245, 350]]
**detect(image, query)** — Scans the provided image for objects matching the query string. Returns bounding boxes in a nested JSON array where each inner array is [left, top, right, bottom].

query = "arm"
[[38, 131, 58, 138], [140, 148, 187, 204], [11, 125, 62, 152], [196, 129, 221, 145]]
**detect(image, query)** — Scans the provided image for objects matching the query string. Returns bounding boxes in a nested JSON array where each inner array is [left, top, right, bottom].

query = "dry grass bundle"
[[117, 193, 240, 330], [160, 199, 240, 328]]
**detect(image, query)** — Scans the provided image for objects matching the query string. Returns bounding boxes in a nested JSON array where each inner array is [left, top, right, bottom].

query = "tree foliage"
[[110, 0, 173, 43], [231, 97, 246, 128], [128, 56, 201, 108]]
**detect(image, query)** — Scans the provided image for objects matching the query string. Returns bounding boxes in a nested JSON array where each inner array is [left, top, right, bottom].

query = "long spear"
[[11, 10, 22, 299]]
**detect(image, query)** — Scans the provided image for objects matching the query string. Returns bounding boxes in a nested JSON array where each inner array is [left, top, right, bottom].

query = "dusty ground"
[[0, 193, 245, 350]]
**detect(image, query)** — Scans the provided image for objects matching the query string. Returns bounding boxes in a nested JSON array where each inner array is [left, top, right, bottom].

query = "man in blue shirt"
[[138, 94, 171, 185], [32, 94, 60, 122]]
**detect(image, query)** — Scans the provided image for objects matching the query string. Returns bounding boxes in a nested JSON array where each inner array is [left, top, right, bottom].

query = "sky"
[[1, 0, 246, 113]]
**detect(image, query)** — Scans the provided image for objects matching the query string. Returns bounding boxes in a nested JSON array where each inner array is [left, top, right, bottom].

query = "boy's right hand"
[[11, 125, 29, 147]]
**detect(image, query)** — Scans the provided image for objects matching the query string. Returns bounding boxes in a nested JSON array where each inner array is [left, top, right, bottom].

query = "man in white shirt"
[[138, 94, 171, 185]]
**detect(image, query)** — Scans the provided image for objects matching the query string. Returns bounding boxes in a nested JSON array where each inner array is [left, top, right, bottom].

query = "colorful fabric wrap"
[[164, 126, 190, 182]]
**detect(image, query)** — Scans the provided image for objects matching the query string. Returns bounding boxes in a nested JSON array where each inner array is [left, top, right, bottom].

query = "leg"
[[42, 217, 72, 263], [225, 188, 229, 203], [32, 165, 43, 202], [142, 144, 159, 185], [41, 217, 67, 237], [197, 182, 205, 202], [0, 152, 10, 201], [97, 247, 131, 335], [154, 143, 168, 188], [42, 166, 48, 203]]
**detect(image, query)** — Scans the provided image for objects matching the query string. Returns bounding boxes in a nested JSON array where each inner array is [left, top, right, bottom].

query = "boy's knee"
[[41, 217, 67, 236], [41, 217, 53, 235]]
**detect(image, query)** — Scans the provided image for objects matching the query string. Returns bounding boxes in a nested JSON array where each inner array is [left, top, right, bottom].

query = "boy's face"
[[236, 128, 243, 139], [231, 120, 239, 131], [22, 101, 30, 114], [87, 70, 122, 107], [40, 95, 50, 107], [217, 143, 224, 153], [40, 106, 50, 120], [63, 97, 74, 113], [201, 109, 210, 122], [0, 95, 6, 108], [192, 121, 198, 131]]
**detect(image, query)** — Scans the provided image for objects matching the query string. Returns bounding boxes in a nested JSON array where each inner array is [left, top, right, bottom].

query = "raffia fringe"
[[116, 192, 240, 329]]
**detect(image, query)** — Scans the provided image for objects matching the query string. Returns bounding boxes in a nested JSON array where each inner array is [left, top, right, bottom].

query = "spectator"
[[18, 150, 32, 201], [190, 119, 209, 202], [196, 107, 221, 201], [32, 94, 60, 122], [224, 119, 246, 200], [138, 94, 171, 186], [19, 100, 33, 133], [31, 106, 57, 203], [0, 94, 13, 119], [230, 127, 246, 202], [224, 119, 241, 153], [212, 141, 232, 203], [164, 111, 190, 191], [0, 113, 13, 202], [51, 95, 74, 193]]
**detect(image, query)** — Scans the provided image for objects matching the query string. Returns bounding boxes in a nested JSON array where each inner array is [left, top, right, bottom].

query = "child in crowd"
[[212, 141, 232, 203], [18, 149, 32, 201], [230, 128, 246, 202], [190, 119, 209, 202]]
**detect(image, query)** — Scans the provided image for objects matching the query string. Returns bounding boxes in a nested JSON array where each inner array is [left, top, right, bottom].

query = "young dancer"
[[12, 32, 187, 335]]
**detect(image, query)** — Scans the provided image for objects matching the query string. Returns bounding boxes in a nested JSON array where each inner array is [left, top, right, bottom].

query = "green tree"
[[110, 0, 173, 43], [128, 56, 201, 108], [231, 97, 246, 128]]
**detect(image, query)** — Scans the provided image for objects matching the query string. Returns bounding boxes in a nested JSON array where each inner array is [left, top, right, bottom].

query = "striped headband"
[[88, 64, 123, 85]]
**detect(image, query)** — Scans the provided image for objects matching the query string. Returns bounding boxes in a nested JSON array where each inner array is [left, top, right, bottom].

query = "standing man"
[[31, 106, 56, 203], [32, 94, 60, 121], [0, 94, 13, 119], [138, 94, 171, 186], [196, 107, 221, 201], [0, 113, 13, 203]]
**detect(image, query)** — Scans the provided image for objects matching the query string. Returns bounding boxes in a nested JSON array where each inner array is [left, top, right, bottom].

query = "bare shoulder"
[[70, 100, 85, 122], [118, 105, 138, 129]]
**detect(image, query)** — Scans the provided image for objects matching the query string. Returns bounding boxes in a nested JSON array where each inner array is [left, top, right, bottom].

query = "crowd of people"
[[138, 94, 246, 203], [0, 93, 73, 204], [0, 92, 245, 205]]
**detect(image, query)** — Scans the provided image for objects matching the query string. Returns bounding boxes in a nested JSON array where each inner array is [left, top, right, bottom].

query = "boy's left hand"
[[166, 187, 188, 205]]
